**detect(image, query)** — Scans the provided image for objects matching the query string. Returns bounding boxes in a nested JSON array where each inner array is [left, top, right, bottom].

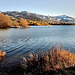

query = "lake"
[[0, 25, 75, 65]]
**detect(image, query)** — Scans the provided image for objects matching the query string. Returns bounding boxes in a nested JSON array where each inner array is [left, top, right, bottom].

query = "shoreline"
[[0, 24, 75, 29]]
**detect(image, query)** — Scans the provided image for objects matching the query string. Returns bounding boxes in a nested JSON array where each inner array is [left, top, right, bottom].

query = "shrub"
[[22, 46, 75, 71], [9, 46, 75, 75], [0, 13, 12, 28], [13, 20, 19, 28], [20, 18, 28, 27]]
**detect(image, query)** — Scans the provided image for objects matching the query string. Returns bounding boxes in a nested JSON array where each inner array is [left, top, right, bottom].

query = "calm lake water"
[[0, 25, 75, 65]]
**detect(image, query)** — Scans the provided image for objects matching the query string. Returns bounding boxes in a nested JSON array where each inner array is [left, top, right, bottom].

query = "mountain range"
[[2, 11, 75, 23]]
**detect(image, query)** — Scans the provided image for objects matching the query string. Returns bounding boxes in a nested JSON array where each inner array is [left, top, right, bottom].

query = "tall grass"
[[22, 46, 75, 72]]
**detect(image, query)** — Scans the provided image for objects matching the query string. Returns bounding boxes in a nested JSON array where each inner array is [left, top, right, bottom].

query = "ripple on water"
[[0, 26, 75, 64]]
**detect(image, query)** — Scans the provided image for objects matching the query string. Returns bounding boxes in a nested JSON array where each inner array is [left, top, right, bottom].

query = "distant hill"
[[2, 11, 60, 24], [54, 15, 75, 23], [2, 11, 75, 24]]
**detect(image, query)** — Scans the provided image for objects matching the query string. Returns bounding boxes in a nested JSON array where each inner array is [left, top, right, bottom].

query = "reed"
[[22, 46, 75, 71], [9, 46, 75, 75]]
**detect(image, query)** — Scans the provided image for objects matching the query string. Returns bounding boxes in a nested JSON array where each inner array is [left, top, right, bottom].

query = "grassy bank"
[[0, 46, 75, 75]]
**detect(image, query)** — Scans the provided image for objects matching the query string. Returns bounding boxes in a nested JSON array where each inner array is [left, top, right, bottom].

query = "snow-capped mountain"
[[54, 15, 75, 23]]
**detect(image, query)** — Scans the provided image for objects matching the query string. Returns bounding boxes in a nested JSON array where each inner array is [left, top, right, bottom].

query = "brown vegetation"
[[23, 46, 75, 71], [13, 20, 19, 28], [0, 46, 75, 75], [0, 13, 12, 28], [0, 50, 6, 61], [0, 13, 29, 28], [9, 46, 75, 75], [20, 18, 28, 27]]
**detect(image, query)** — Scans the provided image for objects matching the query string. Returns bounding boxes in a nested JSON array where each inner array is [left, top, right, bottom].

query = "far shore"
[[0, 24, 75, 29]]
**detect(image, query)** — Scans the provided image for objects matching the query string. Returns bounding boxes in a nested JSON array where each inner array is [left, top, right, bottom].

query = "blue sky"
[[0, 0, 75, 17]]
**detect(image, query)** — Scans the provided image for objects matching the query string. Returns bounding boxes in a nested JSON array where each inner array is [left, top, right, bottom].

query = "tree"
[[13, 20, 19, 28], [20, 18, 28, 27], [0, 13, 12, 28]]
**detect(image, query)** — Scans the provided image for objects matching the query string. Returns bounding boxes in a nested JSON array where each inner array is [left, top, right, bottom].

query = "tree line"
[[0, 13, 28, 28]]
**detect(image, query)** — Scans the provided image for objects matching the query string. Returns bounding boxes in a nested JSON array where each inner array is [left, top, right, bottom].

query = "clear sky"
[[0, 0, 75, 17]]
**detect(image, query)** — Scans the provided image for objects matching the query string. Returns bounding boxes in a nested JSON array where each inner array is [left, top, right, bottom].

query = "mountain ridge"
[[1, 11, 75, 24]]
